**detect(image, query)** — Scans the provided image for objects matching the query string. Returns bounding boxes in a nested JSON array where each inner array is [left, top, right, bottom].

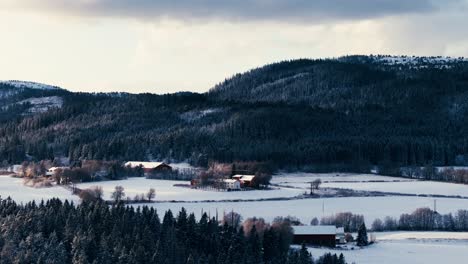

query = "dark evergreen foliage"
[[0, 198, 344, 264]]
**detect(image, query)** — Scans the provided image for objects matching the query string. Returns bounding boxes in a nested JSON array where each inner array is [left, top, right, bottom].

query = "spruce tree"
[[356, 223, 368, 247]]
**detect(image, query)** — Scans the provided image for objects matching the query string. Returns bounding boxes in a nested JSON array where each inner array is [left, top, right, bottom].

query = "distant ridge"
[[0, 80, 63, 90]]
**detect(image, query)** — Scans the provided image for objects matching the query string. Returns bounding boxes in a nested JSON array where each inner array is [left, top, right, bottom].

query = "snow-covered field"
[[311, 231, 468, 264], [273, 172, 468, 197], [376, 231, 468, 241], [272, 173, 414, 187], [77, 178, 304, 202], [321, 181, 468, 197], [1, 173, 468, 228], [0, 176, 78, 203], [144, 196, 468, 226]]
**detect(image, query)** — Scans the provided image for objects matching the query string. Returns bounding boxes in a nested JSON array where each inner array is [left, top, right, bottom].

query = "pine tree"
[[356, 223, 368, 247], [298, 243, 312, 264]]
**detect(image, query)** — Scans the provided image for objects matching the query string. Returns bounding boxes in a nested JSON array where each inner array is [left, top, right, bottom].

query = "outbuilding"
[[292, 225, 337, 247]]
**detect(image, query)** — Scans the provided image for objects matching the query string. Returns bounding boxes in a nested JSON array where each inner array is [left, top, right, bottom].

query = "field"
[[0, 176, 79, 203], [273, 172, 468, 197], [77, 178, 304, 202], [310, 232, 468, 264]]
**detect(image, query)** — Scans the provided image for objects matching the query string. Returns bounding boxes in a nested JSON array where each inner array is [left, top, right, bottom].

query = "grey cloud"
[[11, 0, 453, 22]]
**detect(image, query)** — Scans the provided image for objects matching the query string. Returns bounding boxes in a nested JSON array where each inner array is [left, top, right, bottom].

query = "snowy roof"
[[336, 227, 344, 234], [125, 161, 169, 169], [48, 167, 68, 171], [292, 226, 337, 235], [232, 175, 255, 181], [223, 179, 240, 183]]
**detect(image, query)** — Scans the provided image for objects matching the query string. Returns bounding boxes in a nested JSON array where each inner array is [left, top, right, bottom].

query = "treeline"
[[371, 208, 468, 232], [0, 198, 345, 264], [309, 208, 468, 233], [400, 166, 468, 184], [318, 212, 365, 233]]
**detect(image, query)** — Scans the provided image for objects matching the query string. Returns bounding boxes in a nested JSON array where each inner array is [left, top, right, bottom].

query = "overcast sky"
[[1, 0, 468, 93]]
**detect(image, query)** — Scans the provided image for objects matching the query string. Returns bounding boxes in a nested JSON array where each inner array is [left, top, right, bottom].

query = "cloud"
[[3, 0, 452, 23]]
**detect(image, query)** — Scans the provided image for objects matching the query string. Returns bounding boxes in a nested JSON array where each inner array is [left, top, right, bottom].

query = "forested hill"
[[209, 55, 468, 111], [1, 55, 468, 172]]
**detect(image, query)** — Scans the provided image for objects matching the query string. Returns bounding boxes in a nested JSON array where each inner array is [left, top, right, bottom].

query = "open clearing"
[[273, 172, 468, 197], [77, 178, 304, 202], [310, 232, 468, 264], [0, 176, 79, 203], [1, 174, 468, 227]]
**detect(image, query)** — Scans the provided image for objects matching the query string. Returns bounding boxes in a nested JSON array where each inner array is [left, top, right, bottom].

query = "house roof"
[[124, 161, 170, 169], [223, 179, 240, 183], [48, 167, 68, 171], [292, 225, 337, 235], [232, 174, 255, 181]]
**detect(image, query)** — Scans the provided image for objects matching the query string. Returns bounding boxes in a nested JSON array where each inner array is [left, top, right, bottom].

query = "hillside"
[[1, 55, 468, 172], [209, 56, 468, 112]]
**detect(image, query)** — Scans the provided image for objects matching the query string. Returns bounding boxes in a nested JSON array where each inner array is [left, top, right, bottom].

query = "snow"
[[376, 231, 468, 241], [272, 173, 414, 189], [293, 225, 337, 235], [125, 161, 166, 169], [170, 162, 197, 170], [321, 181, 468, 197], [142, 196, 468, 226], [310, 232, 468, 264], [0, 80, 62, 90], [371, 55, 468, 68], [273, 172, 468, 197], [77, 178, 304, 202], [180, 108, 224, 121], [17, 96, 63, 113], [0, 176, 78, 204]]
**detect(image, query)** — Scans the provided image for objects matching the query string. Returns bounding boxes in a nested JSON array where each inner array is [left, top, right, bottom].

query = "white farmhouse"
[[223, 179, 241, 190]]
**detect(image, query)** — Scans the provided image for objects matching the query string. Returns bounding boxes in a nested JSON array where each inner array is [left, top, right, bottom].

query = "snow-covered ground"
[[0, 176, 78, 204], [376, 231, 468, 241], [321, 181, 468, 197], [311, 231, 468, 264], [273, 172, 468, 197], [143, 196, 468, 226], [272, 172, 414, 187], [17, 96, 63, 113], [77, 178, 304, 202], [2, 173, 468, 228]]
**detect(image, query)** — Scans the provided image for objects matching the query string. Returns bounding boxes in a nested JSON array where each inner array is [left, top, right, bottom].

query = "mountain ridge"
[[0, 55, 467, 171]]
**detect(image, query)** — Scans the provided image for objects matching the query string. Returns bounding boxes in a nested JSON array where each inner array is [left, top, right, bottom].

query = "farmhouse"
[[125, 161, 172, 174], [292, 225, 337, 247], [232, 174, 256, 187], [223, 179, 241, 190]]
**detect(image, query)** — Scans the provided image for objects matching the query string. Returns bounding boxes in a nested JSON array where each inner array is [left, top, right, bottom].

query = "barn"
[[232, 174, 256, 187], [292, 226, 337, 247], [124, 161, 172, 174]]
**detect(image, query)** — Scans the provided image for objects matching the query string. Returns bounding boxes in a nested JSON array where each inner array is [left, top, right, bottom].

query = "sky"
[[1, 0, 468, 94]]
